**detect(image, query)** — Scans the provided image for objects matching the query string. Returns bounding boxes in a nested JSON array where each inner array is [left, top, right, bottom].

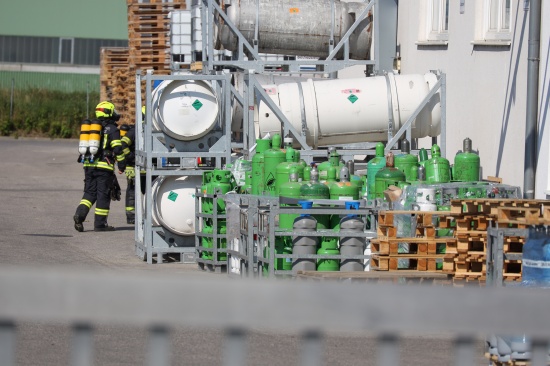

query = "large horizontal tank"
[[217, 0, 372, 59], [231, 73, 309, 133], [257, 73, 441, 148], [151, 175, 203, 236], [152, 79, 219, 141]]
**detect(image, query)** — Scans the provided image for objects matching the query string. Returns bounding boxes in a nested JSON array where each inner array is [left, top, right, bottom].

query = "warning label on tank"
[[348, 94, 358, 104], [289, 7, 299, 13], [192, 100, 203, 111], [341, 89, 361, 94], [168, 191, 178, 202]]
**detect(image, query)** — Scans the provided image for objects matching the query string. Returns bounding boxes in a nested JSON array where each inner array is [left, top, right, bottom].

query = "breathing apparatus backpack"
[[78, 119, 104, 163]]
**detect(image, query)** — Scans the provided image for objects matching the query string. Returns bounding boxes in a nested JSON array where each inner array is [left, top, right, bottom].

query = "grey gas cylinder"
[[292, 212, 318, 273], [339, 215, 365, 271]]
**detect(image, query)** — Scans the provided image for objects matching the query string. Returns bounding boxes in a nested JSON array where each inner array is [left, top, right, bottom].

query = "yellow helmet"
[[95, 101, 118, 119]]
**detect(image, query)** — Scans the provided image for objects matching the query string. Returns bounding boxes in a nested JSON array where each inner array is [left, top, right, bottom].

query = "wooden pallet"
[[498, 206, 549, 225], [455, 215, 492, 231], [451, 199, 548, 216], [485, 352, 547, 365], [294, 270, 452, 284], [371, 238, 454, 255], [371, 255, 444, 272]]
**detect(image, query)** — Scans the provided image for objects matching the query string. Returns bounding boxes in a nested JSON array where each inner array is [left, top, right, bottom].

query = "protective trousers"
[[75, 168, 113, 228], [125, 176, 135, 223]]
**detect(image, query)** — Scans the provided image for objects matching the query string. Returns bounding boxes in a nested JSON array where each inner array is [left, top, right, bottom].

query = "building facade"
[[0, 0, 128, 92], [397, 0, 549, 199]]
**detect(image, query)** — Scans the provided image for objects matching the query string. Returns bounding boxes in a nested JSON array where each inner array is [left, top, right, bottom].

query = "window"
[[417, 0, 449, 45], [59, 38, 74, 64], [484, 0, 511, 40], [427, 0, 449, 42]]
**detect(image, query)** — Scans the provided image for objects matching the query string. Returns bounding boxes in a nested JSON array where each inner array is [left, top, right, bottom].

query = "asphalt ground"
[[0, 137, 489, 365]]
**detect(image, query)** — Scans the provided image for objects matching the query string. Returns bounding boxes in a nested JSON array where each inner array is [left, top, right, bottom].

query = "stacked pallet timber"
[[126, 0, 186, 124], [100, 47, 131, 125], [371, 211, 455, 272], [447, 199, 549, 284]]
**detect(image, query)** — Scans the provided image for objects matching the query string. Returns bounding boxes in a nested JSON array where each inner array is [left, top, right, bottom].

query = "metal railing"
[[1, 267, 550, 366]]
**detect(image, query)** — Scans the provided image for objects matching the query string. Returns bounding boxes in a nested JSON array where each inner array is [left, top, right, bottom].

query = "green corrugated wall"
[[0, 71, 100, 93], [0, 0, 128, 40]]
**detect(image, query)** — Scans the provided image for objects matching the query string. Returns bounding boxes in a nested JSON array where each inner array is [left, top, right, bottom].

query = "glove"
[[125, 166, 136, 179], [110, 175, 122, 201]]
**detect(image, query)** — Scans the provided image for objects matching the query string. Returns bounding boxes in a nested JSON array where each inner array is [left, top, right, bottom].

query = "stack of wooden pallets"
[[371, 210, 455, 272], [370, 199, 548, 285], [100, 48, 131, 124], [99, 1, 186, 125], [443, 199, 549, 284], [126, 0, 186, 123]]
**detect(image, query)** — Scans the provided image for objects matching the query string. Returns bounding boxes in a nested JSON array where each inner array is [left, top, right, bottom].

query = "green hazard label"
[[348, 94, 358, 104], [192, 99, 203, 110], [168, 191, 178, 202]]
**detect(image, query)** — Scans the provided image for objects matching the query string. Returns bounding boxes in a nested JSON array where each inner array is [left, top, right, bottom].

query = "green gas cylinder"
[[200, 222, 227, 261], [425, 144, 451, 184], [205, 169, 234, 214], [275, 147, 301, 195], [453, 137, 480, 182], [303, 164, 312, 181], [279, 170, 303, 271], [330, 167, 360, 201], [394, 139, 419, 182], [318, 147, 343, 182], [374, 152, 406, 199], [418, 147, 429, 167], [242, 170, 253, 194], [367, 142, 386, 199], [317, 242, 340, 271], [251, 137, 272, 195], [324, 166, 338, 189], [279, 170, 303, 230], [201, 171, 213, 214], [329, 167, 360, 246], [300, 166, 330, 230], [263, 134, 286, 196]]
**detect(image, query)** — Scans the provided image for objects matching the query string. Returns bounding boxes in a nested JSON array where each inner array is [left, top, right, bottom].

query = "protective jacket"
[[84, 118, 126, 172], [121, 125, 135, 166]]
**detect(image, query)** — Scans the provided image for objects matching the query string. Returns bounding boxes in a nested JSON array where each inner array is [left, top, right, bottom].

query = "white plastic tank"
[[218, 0, 372, 60], [257, 73, 441, 148], [152, 79, 219, 141], [151, 175, 202, 236]]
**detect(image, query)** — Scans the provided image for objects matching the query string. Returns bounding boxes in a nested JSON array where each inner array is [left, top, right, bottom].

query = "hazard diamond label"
[[348, 94, 358, 103], [192, 100, 203, 110], [168, 191, 178, 202]]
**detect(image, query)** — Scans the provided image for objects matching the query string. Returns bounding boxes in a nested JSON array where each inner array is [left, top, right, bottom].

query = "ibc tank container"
[[218, 0, 372, 60], [152, 79, 219, 141], [257, 73, 441, 148], [151, 175, 202, 236]]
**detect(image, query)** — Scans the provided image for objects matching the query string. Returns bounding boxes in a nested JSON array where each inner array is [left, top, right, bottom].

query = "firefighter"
[[73, 101, 126, 232], [120, 121, 136, 224]]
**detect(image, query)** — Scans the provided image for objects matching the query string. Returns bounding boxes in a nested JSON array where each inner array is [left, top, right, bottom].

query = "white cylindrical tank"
[[218, 0, 372, 60], [151, 175, 202, 236], [257, 73, 441, 148], [152, 79, 219, 141]]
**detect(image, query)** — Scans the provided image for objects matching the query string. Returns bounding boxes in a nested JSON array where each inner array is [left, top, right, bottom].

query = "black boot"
[[94, 224, 115, 232], [74, 215, 84, 232]]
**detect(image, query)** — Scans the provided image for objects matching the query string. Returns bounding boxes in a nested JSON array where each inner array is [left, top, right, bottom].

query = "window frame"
[[426, 0, 450, 42], [483, 0, 512, 41], [59, 37, 74, 64]]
